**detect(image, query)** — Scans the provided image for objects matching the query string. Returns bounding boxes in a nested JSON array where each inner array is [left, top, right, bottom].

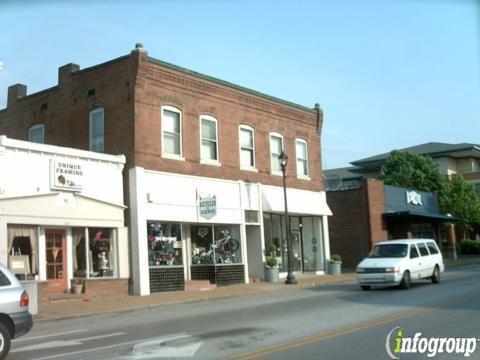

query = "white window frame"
[[295, 138, 310, 179], [28, 123, 45, 144], [239, 125, 257, 171], [161, 105, 184, 161], [199, 115, 220, 166], [269, 132, 284, 176], [89, 108, 105, 153]]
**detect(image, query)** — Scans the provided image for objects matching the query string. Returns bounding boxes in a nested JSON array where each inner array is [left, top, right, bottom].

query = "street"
[[9, 265, 480, 360]]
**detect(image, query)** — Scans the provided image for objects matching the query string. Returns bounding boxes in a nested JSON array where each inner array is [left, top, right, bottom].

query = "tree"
[[441, 175, 480, 238], [379, 150, 445, 194]]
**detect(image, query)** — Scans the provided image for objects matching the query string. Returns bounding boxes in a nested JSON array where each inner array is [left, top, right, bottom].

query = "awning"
[[261, 185, 332, 216], [382, 211, 454, 222]]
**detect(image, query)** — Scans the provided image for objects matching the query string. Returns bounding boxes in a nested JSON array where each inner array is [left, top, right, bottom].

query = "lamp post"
[[279, 151, 297, 285]]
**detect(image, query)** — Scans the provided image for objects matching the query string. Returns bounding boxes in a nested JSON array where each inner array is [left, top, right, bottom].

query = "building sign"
[[51, 160, 83, 191], [406, 190, 422, 206], [198, 194, 216, 220]]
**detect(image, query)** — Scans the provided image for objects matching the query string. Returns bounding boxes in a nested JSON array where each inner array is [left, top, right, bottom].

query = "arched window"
[[162, 106, 183, 158], [89, 108, 104, 153], [28, 124, 44, 144]]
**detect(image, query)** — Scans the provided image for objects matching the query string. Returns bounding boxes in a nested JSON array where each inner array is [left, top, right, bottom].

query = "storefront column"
[[38, 227, 46, 281], [129, 167, 150, 296], [322, 215, 331, 260], [66, 228, 73, 290], [0, 220, 7, 265], [240, 224, 249, 284]]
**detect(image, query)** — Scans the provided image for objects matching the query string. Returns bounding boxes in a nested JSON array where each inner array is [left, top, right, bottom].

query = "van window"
[[417, 242, 430, 256], [410, 246, 420, 259], [369, 244, 408, 258], [427, 242, 439, 255], [0, 270, 11, 287]]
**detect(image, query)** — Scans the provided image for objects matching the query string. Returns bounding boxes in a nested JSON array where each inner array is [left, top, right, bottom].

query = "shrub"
[[266, 256, 278, 268], [330, 254, 342, 264], [458, 239, 480, 255], [266, 244, 277, 257]]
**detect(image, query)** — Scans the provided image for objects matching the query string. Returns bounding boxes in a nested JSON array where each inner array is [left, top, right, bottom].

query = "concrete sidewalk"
[[35, 272, 356, 322]]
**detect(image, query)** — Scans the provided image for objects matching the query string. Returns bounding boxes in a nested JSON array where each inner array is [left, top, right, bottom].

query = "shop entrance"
[[45, 230, 67, 293]]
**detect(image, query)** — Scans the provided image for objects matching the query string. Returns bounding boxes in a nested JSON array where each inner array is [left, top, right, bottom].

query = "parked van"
[[356, 239, 444, 290]]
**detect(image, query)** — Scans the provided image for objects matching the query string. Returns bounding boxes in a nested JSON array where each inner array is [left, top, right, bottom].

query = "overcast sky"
[[0, 0, 478, 169]]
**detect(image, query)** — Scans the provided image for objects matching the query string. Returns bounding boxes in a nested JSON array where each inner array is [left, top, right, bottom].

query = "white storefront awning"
[[261, 185, 332, 216]]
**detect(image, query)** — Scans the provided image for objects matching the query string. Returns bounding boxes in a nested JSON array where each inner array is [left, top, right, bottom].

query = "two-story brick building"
[[0, 44, 332, 295]]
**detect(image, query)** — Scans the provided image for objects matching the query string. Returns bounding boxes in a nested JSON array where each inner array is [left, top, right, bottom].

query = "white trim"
[[269, 132, 284, 175], [89, 108, 105, 153], [295, 138, 310, 178], [239, 125, 256, 170], [161, 105, 183, 159], [28, 123, 45, 144], [199, 115, 220, 164]]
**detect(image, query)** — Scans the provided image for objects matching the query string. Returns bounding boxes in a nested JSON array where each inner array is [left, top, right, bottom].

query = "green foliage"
[[266, 244, 277, 257], [442, 175, 480, 231], [380, 150, 445, 194], [265, 256, 278, 268], [458, 239, 480, 255], [330, 254, 342, 263]]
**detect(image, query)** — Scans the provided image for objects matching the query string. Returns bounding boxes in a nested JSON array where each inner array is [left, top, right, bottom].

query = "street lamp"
[[279, 151, 297, 285]]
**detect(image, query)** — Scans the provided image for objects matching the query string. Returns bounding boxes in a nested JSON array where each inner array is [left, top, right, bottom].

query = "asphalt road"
[[8, 265, 480, 360]]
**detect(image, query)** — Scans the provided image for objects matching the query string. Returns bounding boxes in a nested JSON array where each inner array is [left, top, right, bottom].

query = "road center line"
[[13, 329, 88, 342], [229, 292, 478, 360]]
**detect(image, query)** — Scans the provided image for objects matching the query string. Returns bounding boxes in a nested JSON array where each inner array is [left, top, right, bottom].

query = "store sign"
[[406, 190, 422, 206], [51, 160, 83, 191], [198, 194, 216, 220]]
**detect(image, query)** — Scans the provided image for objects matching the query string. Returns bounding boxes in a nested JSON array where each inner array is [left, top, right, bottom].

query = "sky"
[[0, 0, 479, 169]]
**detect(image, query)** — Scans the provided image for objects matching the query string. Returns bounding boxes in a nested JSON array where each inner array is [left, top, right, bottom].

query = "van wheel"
[[431, 266, 440, 284], [399, 271, 411, 289], [0, 321, 12, 360], [360, 285, 371, 291]]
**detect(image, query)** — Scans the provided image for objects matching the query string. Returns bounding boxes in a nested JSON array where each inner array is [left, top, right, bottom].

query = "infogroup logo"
[[385, 327, 479, 359]]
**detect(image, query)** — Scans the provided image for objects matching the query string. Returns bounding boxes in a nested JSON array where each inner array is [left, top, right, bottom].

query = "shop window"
[[296, 139, 309, 178], [162, 106, 182, 158], [89, 108, 104, 153], [270, 132, 283, 174], [147, 222, 183, 266], [72, 228, 87, 277], [200, 115, 219, 163], [191, 224, 242, 264], [28, 124, 44, 144], [88, 228, 117, 277], [239, 125, 255, 169], [263, 213, 287, 272], [7, 225, 38, 278], [245, 210, 259, 224]]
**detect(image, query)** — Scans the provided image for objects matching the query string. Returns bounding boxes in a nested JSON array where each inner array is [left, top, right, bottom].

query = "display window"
[[147, 222, 183, 266], [88, 228, 117, 277], [191, 224, 242, 264]]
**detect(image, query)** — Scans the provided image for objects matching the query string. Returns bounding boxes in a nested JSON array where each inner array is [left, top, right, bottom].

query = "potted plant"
[[71, 278, 84, 294], [328, 254, 342, 275], [265, 256, 279, 283]]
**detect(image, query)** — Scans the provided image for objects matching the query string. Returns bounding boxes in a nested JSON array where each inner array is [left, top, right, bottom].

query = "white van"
[[356, 239, 444, 290]]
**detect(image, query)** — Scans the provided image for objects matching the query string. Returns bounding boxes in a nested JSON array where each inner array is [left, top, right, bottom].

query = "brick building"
[[0, 44, 332, 295]]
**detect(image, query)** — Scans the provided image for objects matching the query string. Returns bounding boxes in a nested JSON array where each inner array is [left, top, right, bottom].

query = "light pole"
[[279, 151, 297, 285]]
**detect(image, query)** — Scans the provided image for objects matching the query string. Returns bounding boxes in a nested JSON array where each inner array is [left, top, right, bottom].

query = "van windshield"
[[369, 244, 408, 258]]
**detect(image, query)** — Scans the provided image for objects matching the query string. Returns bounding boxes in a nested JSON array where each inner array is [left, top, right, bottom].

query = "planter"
[[328, 262, 342, 275], [265, 267, 279, 283], [72, 283, 83, 294]]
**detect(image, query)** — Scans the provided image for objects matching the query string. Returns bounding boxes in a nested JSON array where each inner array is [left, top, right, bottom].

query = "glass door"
[[45, 230, 67, 293]]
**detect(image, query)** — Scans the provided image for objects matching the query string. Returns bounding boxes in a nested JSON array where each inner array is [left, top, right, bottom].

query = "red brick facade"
[[0, 47, 323, 192]]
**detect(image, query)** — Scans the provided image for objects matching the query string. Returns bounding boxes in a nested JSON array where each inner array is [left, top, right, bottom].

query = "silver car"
[[0, 263, 33, 360]]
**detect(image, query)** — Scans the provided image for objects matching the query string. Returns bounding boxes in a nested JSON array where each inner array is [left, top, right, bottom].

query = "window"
[[200, 115, 219, 163], [410, 245, 419, 259], [270, 133, 283, 174], [88, 228, 117, 277], [89, 108, 104, 153], [427, 242, 439, 255], [0, 270, 11, 286], [417, 242, 429, 256], [162, 106, 182, 158], [29, 124, 44, 144], [147, 222, 183, 267], [296, 139, 309, 178], [239, 125, 255, 169], [191, 224, 242, 264]]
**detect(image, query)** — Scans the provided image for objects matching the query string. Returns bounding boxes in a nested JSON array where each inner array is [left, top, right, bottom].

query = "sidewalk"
[[35, 272, 356, 322]]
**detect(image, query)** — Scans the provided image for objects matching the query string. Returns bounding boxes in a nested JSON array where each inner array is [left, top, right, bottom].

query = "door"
[[45, 230, 67, 293], [290, 230, 302, 272]]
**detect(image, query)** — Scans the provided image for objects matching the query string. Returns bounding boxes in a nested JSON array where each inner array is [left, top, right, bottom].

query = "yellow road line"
[[228, 293, 477, 360]]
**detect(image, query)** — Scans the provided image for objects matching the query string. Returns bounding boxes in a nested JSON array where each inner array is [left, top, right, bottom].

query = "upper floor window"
[[28, 124, 44, 144], [162, 106, 182, 158], [270, 132, 284, 174], [200, 115, 219, 164], [89, 108, 104, 153], [296, 139, 309, 178], [239, 125, 255, 169]]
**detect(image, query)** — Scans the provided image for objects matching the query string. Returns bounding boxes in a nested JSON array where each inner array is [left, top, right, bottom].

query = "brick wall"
[[365, 179, 388, 245]]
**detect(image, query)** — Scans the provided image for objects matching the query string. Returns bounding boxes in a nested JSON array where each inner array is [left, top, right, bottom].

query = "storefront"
[[129, 167, 332, 295], [0, 136, 129, 299]]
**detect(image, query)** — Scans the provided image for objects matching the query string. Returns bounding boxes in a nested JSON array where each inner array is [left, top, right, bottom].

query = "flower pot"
[[265, 267, 279, 283], [72, 283, 83, 294], [328, 262, 342, 275]]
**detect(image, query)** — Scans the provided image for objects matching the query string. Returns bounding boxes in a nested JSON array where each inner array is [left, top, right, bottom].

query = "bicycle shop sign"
[[198, 194, 217, 220]]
